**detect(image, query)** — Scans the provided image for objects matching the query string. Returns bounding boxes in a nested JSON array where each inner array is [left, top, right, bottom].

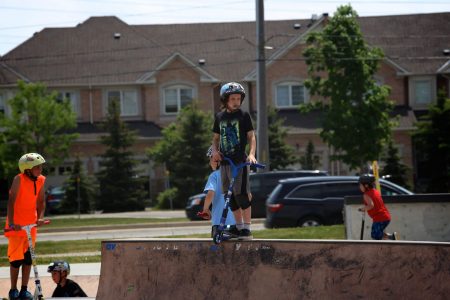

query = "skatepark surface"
[[97, 238, 450, 300], [0, 263, 99, 299], [1, 238, 449, 299]]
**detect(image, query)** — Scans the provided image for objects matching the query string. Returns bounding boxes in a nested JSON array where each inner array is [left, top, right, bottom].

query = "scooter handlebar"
[[4, 219, 51, 232], [222, 157, 266, 169], [252, 163, 266, 169]]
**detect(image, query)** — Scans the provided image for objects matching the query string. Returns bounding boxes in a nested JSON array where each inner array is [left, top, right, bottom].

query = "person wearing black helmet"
[[47, 261, 87, 297], [211, 82, 257, 240], [358, 174, 397, 240]]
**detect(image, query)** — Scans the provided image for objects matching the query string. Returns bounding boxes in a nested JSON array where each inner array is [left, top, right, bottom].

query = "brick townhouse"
[[0, 12, 449, 196]]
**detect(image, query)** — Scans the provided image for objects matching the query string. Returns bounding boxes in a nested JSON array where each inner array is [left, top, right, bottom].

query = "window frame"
[[274, 81, 308, 108], [56, 90, 80, 117], [408, 76, 436, 108], [162, 84, 195, 115], [104, 88, 139, 117], [286, 183, 323, 200], [0, 92, 6, 116]]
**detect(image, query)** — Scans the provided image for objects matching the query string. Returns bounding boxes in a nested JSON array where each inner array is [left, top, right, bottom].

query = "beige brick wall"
[[377, 62, 406, 106], [66, 45, 417, 191]]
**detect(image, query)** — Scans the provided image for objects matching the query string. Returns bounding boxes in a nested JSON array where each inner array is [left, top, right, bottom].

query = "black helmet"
[[47, 261, 70, 275], [358, 174, 375, 186], [220, 82, 245, 104]]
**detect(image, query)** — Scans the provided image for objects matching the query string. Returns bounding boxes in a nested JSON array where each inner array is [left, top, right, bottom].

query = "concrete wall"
[[344, 194, 450, 241], [97, 239, 450, 300]]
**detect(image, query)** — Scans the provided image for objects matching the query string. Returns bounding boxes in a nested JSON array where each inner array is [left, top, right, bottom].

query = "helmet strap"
[[24, 170, 38, 195], [24, 170, 37, 181], [58, 271, 67, 286]]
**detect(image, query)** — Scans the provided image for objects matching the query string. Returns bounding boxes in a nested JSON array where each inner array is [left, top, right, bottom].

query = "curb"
[[39, 219, 265, 233]]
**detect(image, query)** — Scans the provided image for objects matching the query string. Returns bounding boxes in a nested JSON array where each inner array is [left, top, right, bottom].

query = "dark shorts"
[[371, 220, 390, 240], [220, 164, 251, 211], [220, 164, 250, 196]]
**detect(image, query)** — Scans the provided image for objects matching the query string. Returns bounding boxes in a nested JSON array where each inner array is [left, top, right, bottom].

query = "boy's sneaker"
[[239, 229, 253, 241], [18, 290, 33, 300], [8, 288, 19, 300], [226, 226, 240, 239], [391, 232, 398, 240]]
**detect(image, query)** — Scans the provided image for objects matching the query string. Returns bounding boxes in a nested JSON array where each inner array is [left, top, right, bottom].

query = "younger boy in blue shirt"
[[201, 146, 237, 238]]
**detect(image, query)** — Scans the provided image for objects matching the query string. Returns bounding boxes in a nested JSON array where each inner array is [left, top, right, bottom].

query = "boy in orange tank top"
[[4, 153, 46, 300]]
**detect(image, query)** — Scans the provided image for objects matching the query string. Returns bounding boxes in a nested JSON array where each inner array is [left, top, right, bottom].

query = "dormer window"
[[409, 76, 436, 108], [163, 85, 193, 114], [275, 81, 308, 108]]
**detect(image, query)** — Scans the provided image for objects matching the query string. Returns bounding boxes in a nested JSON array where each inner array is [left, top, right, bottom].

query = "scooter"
[[5, 220, 50, 300], [213, 157, 265, 244]]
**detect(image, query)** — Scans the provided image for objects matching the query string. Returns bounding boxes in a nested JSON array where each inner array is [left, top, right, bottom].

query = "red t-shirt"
[[364, 188, 391, 222]]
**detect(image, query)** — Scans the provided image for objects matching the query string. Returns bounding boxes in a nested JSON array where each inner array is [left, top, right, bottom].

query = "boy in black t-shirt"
[[47, 261, 87, 297], [211, 82, 257, 240]]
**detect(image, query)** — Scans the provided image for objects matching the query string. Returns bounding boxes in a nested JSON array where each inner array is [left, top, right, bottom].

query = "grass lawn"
[[0, 217, 190, 229], [0, 225, 345, 266]]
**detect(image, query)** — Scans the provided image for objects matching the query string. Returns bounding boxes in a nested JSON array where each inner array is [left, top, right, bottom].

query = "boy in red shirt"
[[5, 153, 46, 300], [358, 174, 397, 240]]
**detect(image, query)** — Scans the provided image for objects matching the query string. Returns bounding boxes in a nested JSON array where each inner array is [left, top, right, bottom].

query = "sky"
[[0, 0, 449, 56]]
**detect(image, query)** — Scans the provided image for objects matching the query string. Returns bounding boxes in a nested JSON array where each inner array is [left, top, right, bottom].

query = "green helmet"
[[18, 153, 45, 173]]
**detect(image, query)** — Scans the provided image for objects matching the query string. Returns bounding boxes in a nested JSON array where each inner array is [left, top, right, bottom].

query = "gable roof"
[[0, 16, 311, 86], [136, 52, 219, 83], [357, 13, 450, 75], [0, 12, 449, 86]]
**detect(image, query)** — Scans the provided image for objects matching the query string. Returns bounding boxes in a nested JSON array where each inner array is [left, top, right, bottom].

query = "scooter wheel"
[[213, 232, 222, 244]]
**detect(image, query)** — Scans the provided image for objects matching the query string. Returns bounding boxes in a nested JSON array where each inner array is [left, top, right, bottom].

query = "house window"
[[410, 76, 435, 107], [0, 92, 5, 115], [276, 82, 307, 108], [414, 80, 432, 105], [56, 91, 80, 115], [163, 85, 193, 114], [106, 89, 138, 116]]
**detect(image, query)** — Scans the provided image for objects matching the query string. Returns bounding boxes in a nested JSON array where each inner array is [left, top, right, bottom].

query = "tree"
[[268, 107, 297, 170], [303, 5, 394, 171], [381, 140, 410, 189], [148, 103, 212, 208], [299, 140, 321, 170], [0, 80, 78, 177], [96, 100, 146, 212], [60, 156, 98, 214], [413, 90, 450, 192]]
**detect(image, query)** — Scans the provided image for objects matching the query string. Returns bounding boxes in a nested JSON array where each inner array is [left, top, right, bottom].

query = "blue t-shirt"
[[204, 170, 235, 226]]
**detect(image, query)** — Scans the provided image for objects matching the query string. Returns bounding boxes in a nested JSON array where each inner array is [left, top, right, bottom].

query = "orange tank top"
[[4, 173, 46, 237]]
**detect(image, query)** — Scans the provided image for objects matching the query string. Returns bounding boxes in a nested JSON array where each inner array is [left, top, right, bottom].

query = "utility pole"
[[76, 176, 81, 219], [256, 0, 269, 171]]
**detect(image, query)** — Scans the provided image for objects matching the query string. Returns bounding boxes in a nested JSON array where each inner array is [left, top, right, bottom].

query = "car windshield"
[[50, 187, 64, 194], [380, 179, 413, 195]]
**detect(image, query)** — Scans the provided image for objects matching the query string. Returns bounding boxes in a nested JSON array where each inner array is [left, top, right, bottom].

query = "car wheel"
[[298, 217, 322, 227]]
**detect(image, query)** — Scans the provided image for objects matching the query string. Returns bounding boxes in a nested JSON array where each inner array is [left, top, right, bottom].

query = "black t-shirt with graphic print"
[[213, 109, 254, 163]]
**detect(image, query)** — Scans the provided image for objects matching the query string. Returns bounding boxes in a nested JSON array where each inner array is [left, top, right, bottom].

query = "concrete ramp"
[[97, 239, 450, 300]]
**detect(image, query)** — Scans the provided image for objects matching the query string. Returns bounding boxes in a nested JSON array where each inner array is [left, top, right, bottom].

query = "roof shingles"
[[0, 13, 448, 85]]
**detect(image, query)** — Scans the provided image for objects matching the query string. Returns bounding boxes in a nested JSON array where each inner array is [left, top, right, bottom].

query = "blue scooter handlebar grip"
[[252, 163, 265, 169]]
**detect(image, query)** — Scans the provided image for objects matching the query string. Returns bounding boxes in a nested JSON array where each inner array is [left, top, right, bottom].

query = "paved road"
[[48, 209, 187, 219], [0, 208, 265, 244]]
